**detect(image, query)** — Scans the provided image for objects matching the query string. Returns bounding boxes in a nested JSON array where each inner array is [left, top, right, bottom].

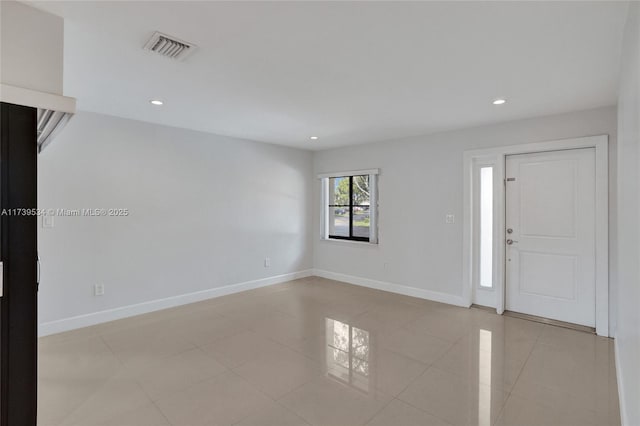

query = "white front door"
[[505, 148, 596, 327]]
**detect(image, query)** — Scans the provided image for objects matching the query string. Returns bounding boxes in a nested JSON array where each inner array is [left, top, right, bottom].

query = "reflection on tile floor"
[[38, 277, 620, 426]]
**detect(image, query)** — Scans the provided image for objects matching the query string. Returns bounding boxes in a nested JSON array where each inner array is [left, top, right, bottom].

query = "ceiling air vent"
[[143, 31, 196, 61]]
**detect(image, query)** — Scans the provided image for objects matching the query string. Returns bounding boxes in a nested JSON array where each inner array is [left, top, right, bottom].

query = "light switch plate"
[[446, 214, 455, 224]]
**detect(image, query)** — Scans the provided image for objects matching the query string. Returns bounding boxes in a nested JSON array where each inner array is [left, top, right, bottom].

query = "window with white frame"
[[319, 169, 378, 243]]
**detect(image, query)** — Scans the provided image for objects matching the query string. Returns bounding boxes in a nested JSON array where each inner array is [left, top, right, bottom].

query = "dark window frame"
[[328, 175, 370, 242]]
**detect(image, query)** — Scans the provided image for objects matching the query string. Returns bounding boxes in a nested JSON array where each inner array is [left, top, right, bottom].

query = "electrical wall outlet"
[[42, 216, 54, 228], [264, 257, 271, 268], [94, 283, 104, 296], [446, 214, 455, 224]]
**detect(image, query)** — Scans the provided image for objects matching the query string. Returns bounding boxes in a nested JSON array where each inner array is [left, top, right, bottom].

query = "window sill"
[[320, 238, 378, 247]]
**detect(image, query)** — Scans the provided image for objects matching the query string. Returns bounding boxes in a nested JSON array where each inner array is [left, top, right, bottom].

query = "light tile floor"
[[38, 277, 620, 426]]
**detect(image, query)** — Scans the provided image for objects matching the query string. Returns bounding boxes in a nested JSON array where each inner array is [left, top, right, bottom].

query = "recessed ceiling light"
[[150, 99, 164, 106], [492, 98, 507, 105], [310, 136, 319, 140]]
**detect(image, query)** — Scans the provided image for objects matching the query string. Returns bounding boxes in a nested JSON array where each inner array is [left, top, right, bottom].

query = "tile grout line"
[[225, 370, 290, 425], [393, 392, 456, 426], [39, 278, 618, 426], [97, 329, 232, 418], [364, 331, 463, 426], [360, 354, 437, 425], [94, 335, 171, 426], [150, 399, 175, 426], [489, 322, 546, 425], [360, 395, 396, 426], [388, 322, 509, 426]]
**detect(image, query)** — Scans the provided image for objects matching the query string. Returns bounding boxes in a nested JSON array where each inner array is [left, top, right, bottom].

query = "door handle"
[[506, 239, 519, 245]]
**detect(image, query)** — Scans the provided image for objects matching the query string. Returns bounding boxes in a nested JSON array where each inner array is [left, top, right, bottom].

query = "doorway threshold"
[[503, 310, 596, 334]]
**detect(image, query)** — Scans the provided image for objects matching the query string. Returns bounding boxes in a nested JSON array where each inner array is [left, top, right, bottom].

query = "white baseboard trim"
[[312, 269, 469, 308], [614, 338, 628, 426], [38, 269, 313, 337]]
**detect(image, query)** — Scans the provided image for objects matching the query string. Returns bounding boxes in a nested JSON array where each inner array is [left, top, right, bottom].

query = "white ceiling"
[[29, 1, 629, 150]]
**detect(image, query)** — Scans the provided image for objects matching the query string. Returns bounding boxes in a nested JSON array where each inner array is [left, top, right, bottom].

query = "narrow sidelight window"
[[479, 167, 494, 288]]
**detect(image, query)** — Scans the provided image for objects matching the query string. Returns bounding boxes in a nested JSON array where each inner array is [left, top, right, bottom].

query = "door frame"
[[0, 102, 39, 425], [462, 135, 609, 336]]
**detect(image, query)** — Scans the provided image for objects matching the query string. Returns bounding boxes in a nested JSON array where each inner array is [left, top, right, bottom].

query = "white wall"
[[38, 112, 313, 330], [0, 0, 64, 94], [40, 107, 619, 338], [313, 106, 618, 330], [615, 3, 640, 425]]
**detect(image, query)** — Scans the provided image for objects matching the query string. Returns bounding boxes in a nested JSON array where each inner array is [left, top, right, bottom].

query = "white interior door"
[[505, 148, 596, 327]]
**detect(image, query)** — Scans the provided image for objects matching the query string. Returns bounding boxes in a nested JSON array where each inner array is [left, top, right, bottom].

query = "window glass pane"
[[352, 175, 370, 239], [480, 167, 493, 288], [352, 206, 370, 239], [330, 207, 350, 237], [352, 175, 370, 205], [330, 177, 349, 206]]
